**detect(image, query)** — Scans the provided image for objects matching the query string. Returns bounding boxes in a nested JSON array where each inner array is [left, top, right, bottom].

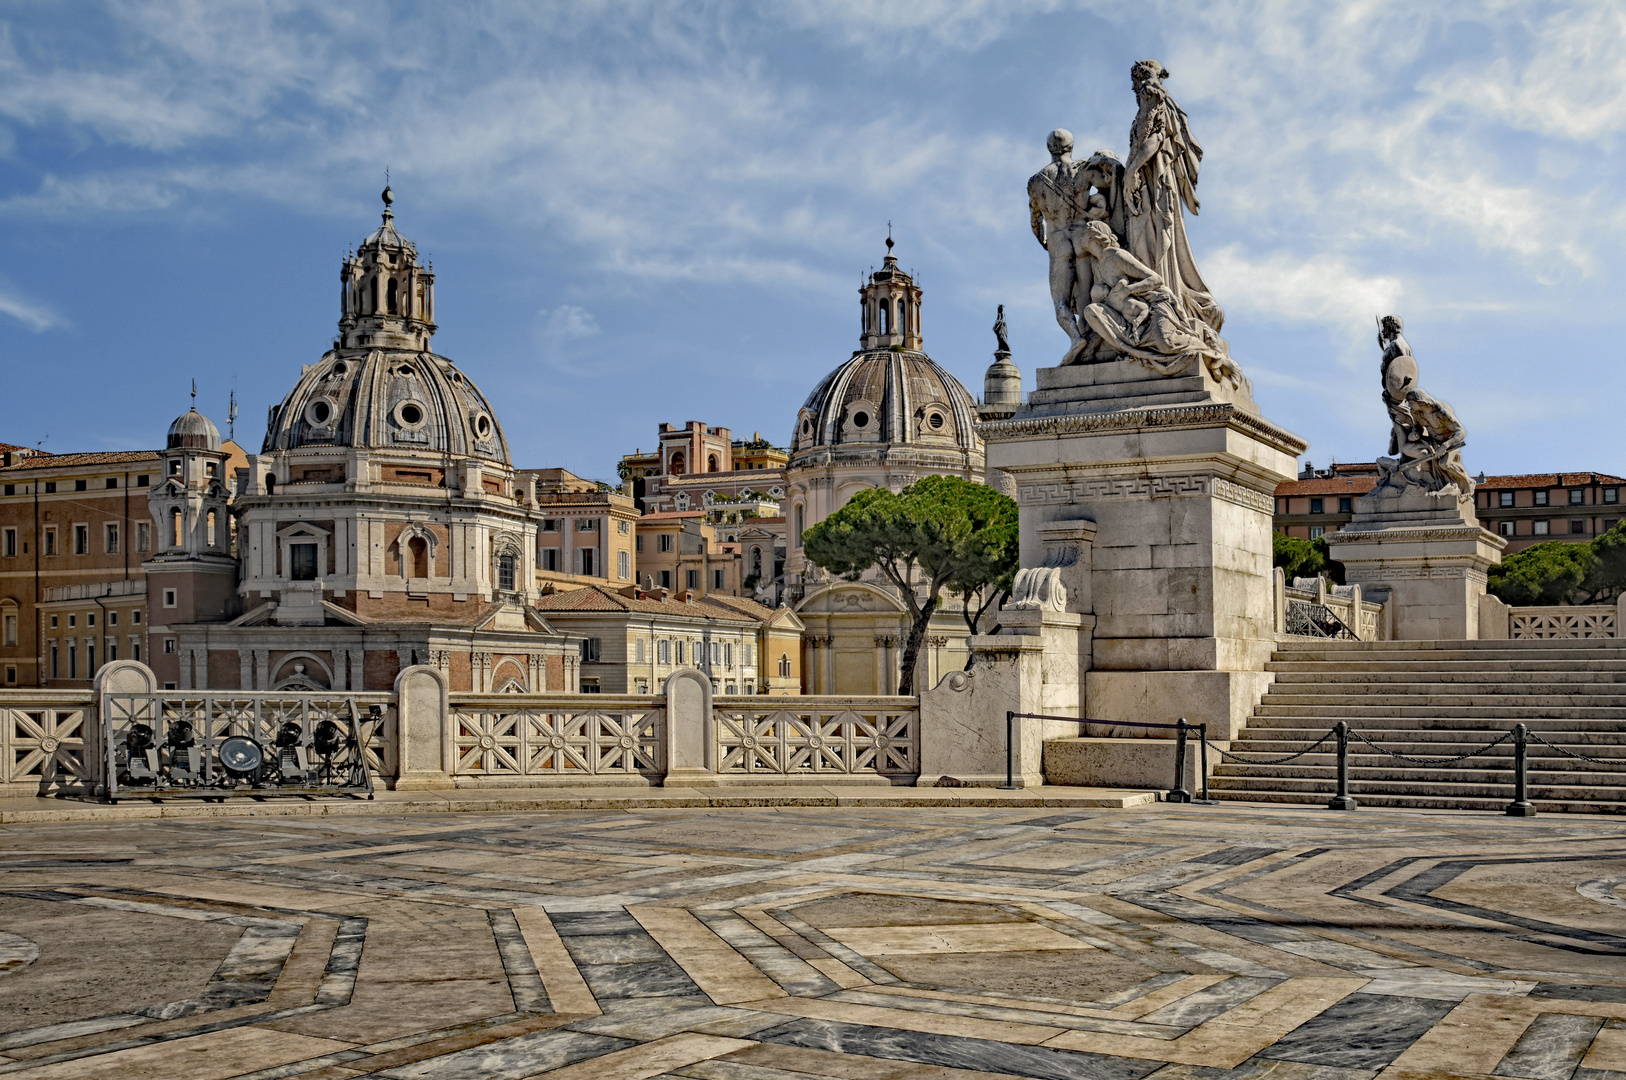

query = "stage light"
[[218, 737, 264, 781]]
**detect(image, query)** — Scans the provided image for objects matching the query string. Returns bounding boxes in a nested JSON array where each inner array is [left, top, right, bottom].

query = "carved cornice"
[[977, 402, 1307, 456], [1017, 473, 1275, 514]]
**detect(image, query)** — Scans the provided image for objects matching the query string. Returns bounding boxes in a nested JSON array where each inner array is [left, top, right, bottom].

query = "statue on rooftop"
[[1031, 61, 1244, 390], [1373, 315, 1474, 500]]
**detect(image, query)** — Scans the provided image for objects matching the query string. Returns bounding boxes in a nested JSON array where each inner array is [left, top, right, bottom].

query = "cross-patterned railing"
[[1509, 605, 1619, 639], [712, 697, 918, 777], [447, 696, 664, 780], [1, 693, 97, 797]]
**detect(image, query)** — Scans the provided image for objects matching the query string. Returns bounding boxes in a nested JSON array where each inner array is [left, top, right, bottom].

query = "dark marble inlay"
[[1493, 1012, 1604, 1080], [576, 958, 701, 999], [559, 930, 670, 966], [375, 1029, 632, 1079], [1259, 993, 1456, 1070], [549, 910, 644, 937], [1530, 983, 1626, 1003], [488, 908, 550, 1014], [1189, 847, 1281, 866], [755, 1016, 1163, 1080]]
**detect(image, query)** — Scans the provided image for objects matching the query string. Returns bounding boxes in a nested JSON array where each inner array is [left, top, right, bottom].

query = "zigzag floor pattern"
[[0, 804, 1623, 1079]]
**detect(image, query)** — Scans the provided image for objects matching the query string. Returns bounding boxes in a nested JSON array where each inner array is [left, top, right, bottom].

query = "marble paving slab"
[[0, 803, 1622, 1078]]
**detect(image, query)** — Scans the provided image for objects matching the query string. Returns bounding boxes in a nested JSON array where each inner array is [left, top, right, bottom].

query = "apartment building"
[[1276, 462, 1624, 554], [520, 468, 638, 589]]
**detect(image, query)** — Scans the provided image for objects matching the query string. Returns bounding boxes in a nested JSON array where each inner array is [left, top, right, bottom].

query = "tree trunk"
[[895, 594, 938, 695]]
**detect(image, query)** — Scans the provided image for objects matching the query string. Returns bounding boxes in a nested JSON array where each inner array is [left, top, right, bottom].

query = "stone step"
[[1241, 717, 1626, 733], [1205, 789, 1626, 813], [1255, 703, 1626, 720], [1273, 648, 1626, 662], [1204, 775, 1623, 802], [1262, 692, 1626, 708], [1275, 638, 1626, 653], [1270, 670, 1626, 685], [1211, 761, 1626, 782], [1269, 660, 1626, 674]]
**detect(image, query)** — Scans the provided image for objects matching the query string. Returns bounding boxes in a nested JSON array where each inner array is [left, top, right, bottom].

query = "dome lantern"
[[859, 233, 922, 352], [339, 188, 436, 352]]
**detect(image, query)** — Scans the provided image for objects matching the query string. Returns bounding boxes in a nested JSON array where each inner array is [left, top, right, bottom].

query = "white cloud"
[[543, 305, 600, 340], [1204, 245, 1403, 344], [0, 284, 62, 331]]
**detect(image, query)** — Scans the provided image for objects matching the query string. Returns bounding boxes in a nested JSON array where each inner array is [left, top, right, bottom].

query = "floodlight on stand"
[[163, 719, 202, 784], [218, 736, 264, 781], [313, 720, 345, 757], [120, 722, 158, 784], [275, 721, 302, 748], [273, 721, 309, 785]]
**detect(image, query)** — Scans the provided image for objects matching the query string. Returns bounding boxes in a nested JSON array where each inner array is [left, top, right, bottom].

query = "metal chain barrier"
[[1524, 730, 1622, 766], [1346, 728, 1513, 766], [1204, 729, 1334, 766]]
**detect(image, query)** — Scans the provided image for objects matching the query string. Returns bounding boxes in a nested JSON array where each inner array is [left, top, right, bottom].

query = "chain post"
[[1505, 722, 1536, 817], [1198, 723, 1209, 802], [1328, 721, 1357, 810], [1168, 718, 1192, 803], [999, 711, 1018, 790]]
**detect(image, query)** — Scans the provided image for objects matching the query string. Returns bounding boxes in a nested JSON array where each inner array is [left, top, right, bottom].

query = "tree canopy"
[[1272, 533, 1343, 585], [1488, 521, 1626, 606], [802, 475, 1018, 694]]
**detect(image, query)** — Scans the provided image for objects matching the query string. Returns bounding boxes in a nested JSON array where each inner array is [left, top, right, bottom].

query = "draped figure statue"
[[1124, 59, 1224, 335], [1031, 60, 1244, 390], [1373, 315, 1474, 501]]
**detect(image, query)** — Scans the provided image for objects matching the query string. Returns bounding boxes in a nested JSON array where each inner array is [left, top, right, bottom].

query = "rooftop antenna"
[[227, 386, 239, 442]]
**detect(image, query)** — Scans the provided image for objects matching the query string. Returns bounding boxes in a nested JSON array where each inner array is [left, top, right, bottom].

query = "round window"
[[331, 361, 347, 377], [450, 370, 464, 384], [800, 419, 811, 435], [306, 399, 333, 426], [928, 411, 945, 430], [475, 414, 492, 438], [398, 365, 415, 378], [400, 403, 423, 425], [852, 411, 870, 429]]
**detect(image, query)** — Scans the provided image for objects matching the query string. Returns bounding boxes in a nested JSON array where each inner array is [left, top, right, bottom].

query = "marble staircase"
[[1209, 639, 1626, 813]]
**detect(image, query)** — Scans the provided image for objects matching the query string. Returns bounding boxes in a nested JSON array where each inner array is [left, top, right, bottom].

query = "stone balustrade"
[[0, 662, 922, 797], [1480, 593, 1626, 639]]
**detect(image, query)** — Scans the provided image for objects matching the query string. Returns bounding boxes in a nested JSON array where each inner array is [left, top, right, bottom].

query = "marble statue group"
[[1029, 59, 1244, 389], [1373, 314, 1474, 500]]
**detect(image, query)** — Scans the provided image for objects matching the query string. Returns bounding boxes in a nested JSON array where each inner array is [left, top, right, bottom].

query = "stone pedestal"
[[980, 360, 1305, 740], [1325, 487, 1505, 641], [917, 608, 1089, 788]]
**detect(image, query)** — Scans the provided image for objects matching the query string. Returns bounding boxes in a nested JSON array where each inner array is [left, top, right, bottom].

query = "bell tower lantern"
[[858, 234, 923, 352], [339, 186, 436, 351]]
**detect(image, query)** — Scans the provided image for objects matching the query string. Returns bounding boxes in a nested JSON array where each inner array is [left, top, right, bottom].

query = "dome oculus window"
[[397, 365, 416, 378], [800, 418, 812, 436], [474, 413, 493, 439], [394, 401, 427, 428], [927, 411, 945, 430], [852, 411, 870, 429], [305, 398, 336, 426], [330, 361, 347, 377]]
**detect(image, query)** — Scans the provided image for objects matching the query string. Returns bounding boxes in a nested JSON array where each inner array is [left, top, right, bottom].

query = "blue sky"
[[1, 1, 1622, 481]]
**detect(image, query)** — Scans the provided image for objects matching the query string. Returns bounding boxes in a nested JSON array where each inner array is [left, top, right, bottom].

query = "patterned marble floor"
[[0, 804, 1623, 1080]]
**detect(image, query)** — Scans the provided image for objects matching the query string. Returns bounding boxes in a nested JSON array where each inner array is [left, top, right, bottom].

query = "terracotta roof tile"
[[0, 450, 159, 471], [532, 585, 761, 623]]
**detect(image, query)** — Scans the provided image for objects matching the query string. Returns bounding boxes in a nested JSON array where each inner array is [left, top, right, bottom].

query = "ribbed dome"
[[262, 349, 510, 464], [167, 408, 221, 451], [789, 349, 982, 459]]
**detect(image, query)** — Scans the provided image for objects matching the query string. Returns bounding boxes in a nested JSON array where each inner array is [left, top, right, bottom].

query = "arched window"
[[264, 474, 275, 494], [498, 552, 517, 591], [171, 509, 183, 548], [779, 654, 791, 677], [670, 451, 686, 475], [206, 509, 217, 547], [794, 505, 805, 547], [387, 278, 399, 315], [751, 547, 762, 577], [408, 536, 429, 578], [707, 454, 719, 472], [897, 299, 906, 334], [880, 301, 890, 336]]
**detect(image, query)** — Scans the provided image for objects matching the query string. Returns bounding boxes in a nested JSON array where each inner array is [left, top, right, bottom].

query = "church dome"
[[788, 242, 982, 466], [167, 408, 221, 451], [262, 348, 510, 464], [261, 191, 511, 465]]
